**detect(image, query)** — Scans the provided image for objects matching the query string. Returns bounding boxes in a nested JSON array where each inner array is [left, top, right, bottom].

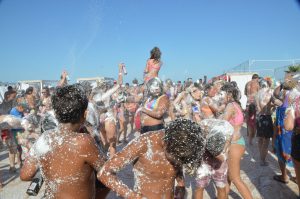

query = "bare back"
[[99, 131, 179, 199], [27, 130, 104, 199], [245, 80, 259, 103]]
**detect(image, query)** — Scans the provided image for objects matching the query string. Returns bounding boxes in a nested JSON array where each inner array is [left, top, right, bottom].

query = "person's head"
[[16, 102, 26, 112], [6, 90, 17, 101], [188, 84, 202, 101], [42, 87, 50, 97], [150, 47, 161, 62], [146, 77, 164, 97], [204, 83, 216, 97], [79, 81, 92, 98], [230, 81, 238, 88], [7, 86, 13, 91], [132, 78, 138, 86], [283, 79, 298, 91], [221, 84, 240, 105], [51, 84, 88, 124], [165, 79, 173, 87], [259, 79, 269, 89], [125, 83, 130, 89], [164, 118, 205, 169], [25, 87, 34, 95], [252, 74, 259, 80], [200, 119, 234, 156]]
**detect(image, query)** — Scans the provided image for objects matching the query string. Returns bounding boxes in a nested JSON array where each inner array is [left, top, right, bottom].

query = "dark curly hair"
[[150, 47, 161, 62], [221, 83, 241, 107], [164, 118, 205, 170], [51, 84, 88, 124]]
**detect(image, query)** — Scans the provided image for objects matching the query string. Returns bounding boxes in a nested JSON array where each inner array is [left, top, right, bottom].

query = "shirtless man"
[[255, 79, 280, 166], [20, 84, 106, 199], [98, 118, 206, 199], [244, 74, 260, 140]]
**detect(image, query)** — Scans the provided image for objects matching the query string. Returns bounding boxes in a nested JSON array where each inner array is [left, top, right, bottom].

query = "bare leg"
[[276, 160, 289, 181], [228, 144, 253, 199], [216, 187, 227, 199], [258, 137, 264, 164], [105, 120, 117, 156], [261, 138, 270, 165], [194, 187, 204, 199], [117, 117, 125, 143], [248, 126, 255, 145]]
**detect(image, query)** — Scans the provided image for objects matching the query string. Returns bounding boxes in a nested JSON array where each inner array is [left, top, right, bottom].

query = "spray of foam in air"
[[68, 0, 105, 71]]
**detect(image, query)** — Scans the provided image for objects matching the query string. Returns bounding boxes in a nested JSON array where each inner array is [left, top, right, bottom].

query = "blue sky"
[[0, 0, 300, 83]]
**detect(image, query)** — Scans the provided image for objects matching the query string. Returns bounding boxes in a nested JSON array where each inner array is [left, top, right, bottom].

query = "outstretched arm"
[[98, 135, 147, 198]]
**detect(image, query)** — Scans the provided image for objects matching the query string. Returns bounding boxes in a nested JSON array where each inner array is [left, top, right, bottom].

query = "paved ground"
[[0, 124, 299, 199]]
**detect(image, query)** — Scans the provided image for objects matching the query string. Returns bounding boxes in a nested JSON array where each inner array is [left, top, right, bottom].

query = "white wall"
[[228, 73, 254, 110]]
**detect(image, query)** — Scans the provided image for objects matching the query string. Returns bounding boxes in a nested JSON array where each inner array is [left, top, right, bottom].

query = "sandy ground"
[[0, 124, 299, 199]]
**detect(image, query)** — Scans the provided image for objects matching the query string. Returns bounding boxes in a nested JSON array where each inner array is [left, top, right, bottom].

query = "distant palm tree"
[[285, 64, 300, 73]]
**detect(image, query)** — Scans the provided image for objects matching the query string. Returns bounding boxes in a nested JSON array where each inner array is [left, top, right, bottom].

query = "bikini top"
[[229, 102, 244, 126], [144, 95, 164, 110], [147, 59, 161, 71]]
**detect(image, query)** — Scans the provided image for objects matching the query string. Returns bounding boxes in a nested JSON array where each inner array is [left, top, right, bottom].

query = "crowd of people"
[[0, 46, 299, 199]]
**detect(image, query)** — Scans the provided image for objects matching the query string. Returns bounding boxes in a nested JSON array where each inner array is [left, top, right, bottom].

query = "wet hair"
[[205, 133, 225, 157], [150, 47, 161, 62], [259, 79, 268, 88], [252, 74, 259, 79], [204, 83, 213, 91], [230, 81, 238, 88], [164, 118, 205, 169], [221, 84, 241, 106], [51, 84, 88, 124], [25, 87, 34, 95]]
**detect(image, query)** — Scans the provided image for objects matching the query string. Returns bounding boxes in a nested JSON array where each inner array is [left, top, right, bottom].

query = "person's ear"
[[84, 110, 88, 120]]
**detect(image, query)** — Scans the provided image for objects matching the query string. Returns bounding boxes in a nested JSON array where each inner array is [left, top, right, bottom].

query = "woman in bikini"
[[139, 77, 169, 134], [221, 83, 253, 199], [144, 47, 162, 83]]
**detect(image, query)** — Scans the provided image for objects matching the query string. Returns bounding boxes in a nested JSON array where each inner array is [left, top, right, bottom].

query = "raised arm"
[[57, 71, 68, 87], [98, 135, 147, 198]]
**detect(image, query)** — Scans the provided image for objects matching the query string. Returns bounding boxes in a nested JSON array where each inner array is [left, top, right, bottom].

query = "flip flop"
[[273, 175, 289, 184]]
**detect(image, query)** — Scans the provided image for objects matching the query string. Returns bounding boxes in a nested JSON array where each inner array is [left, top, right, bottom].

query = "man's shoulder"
[[73, 133, 96, 147]]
